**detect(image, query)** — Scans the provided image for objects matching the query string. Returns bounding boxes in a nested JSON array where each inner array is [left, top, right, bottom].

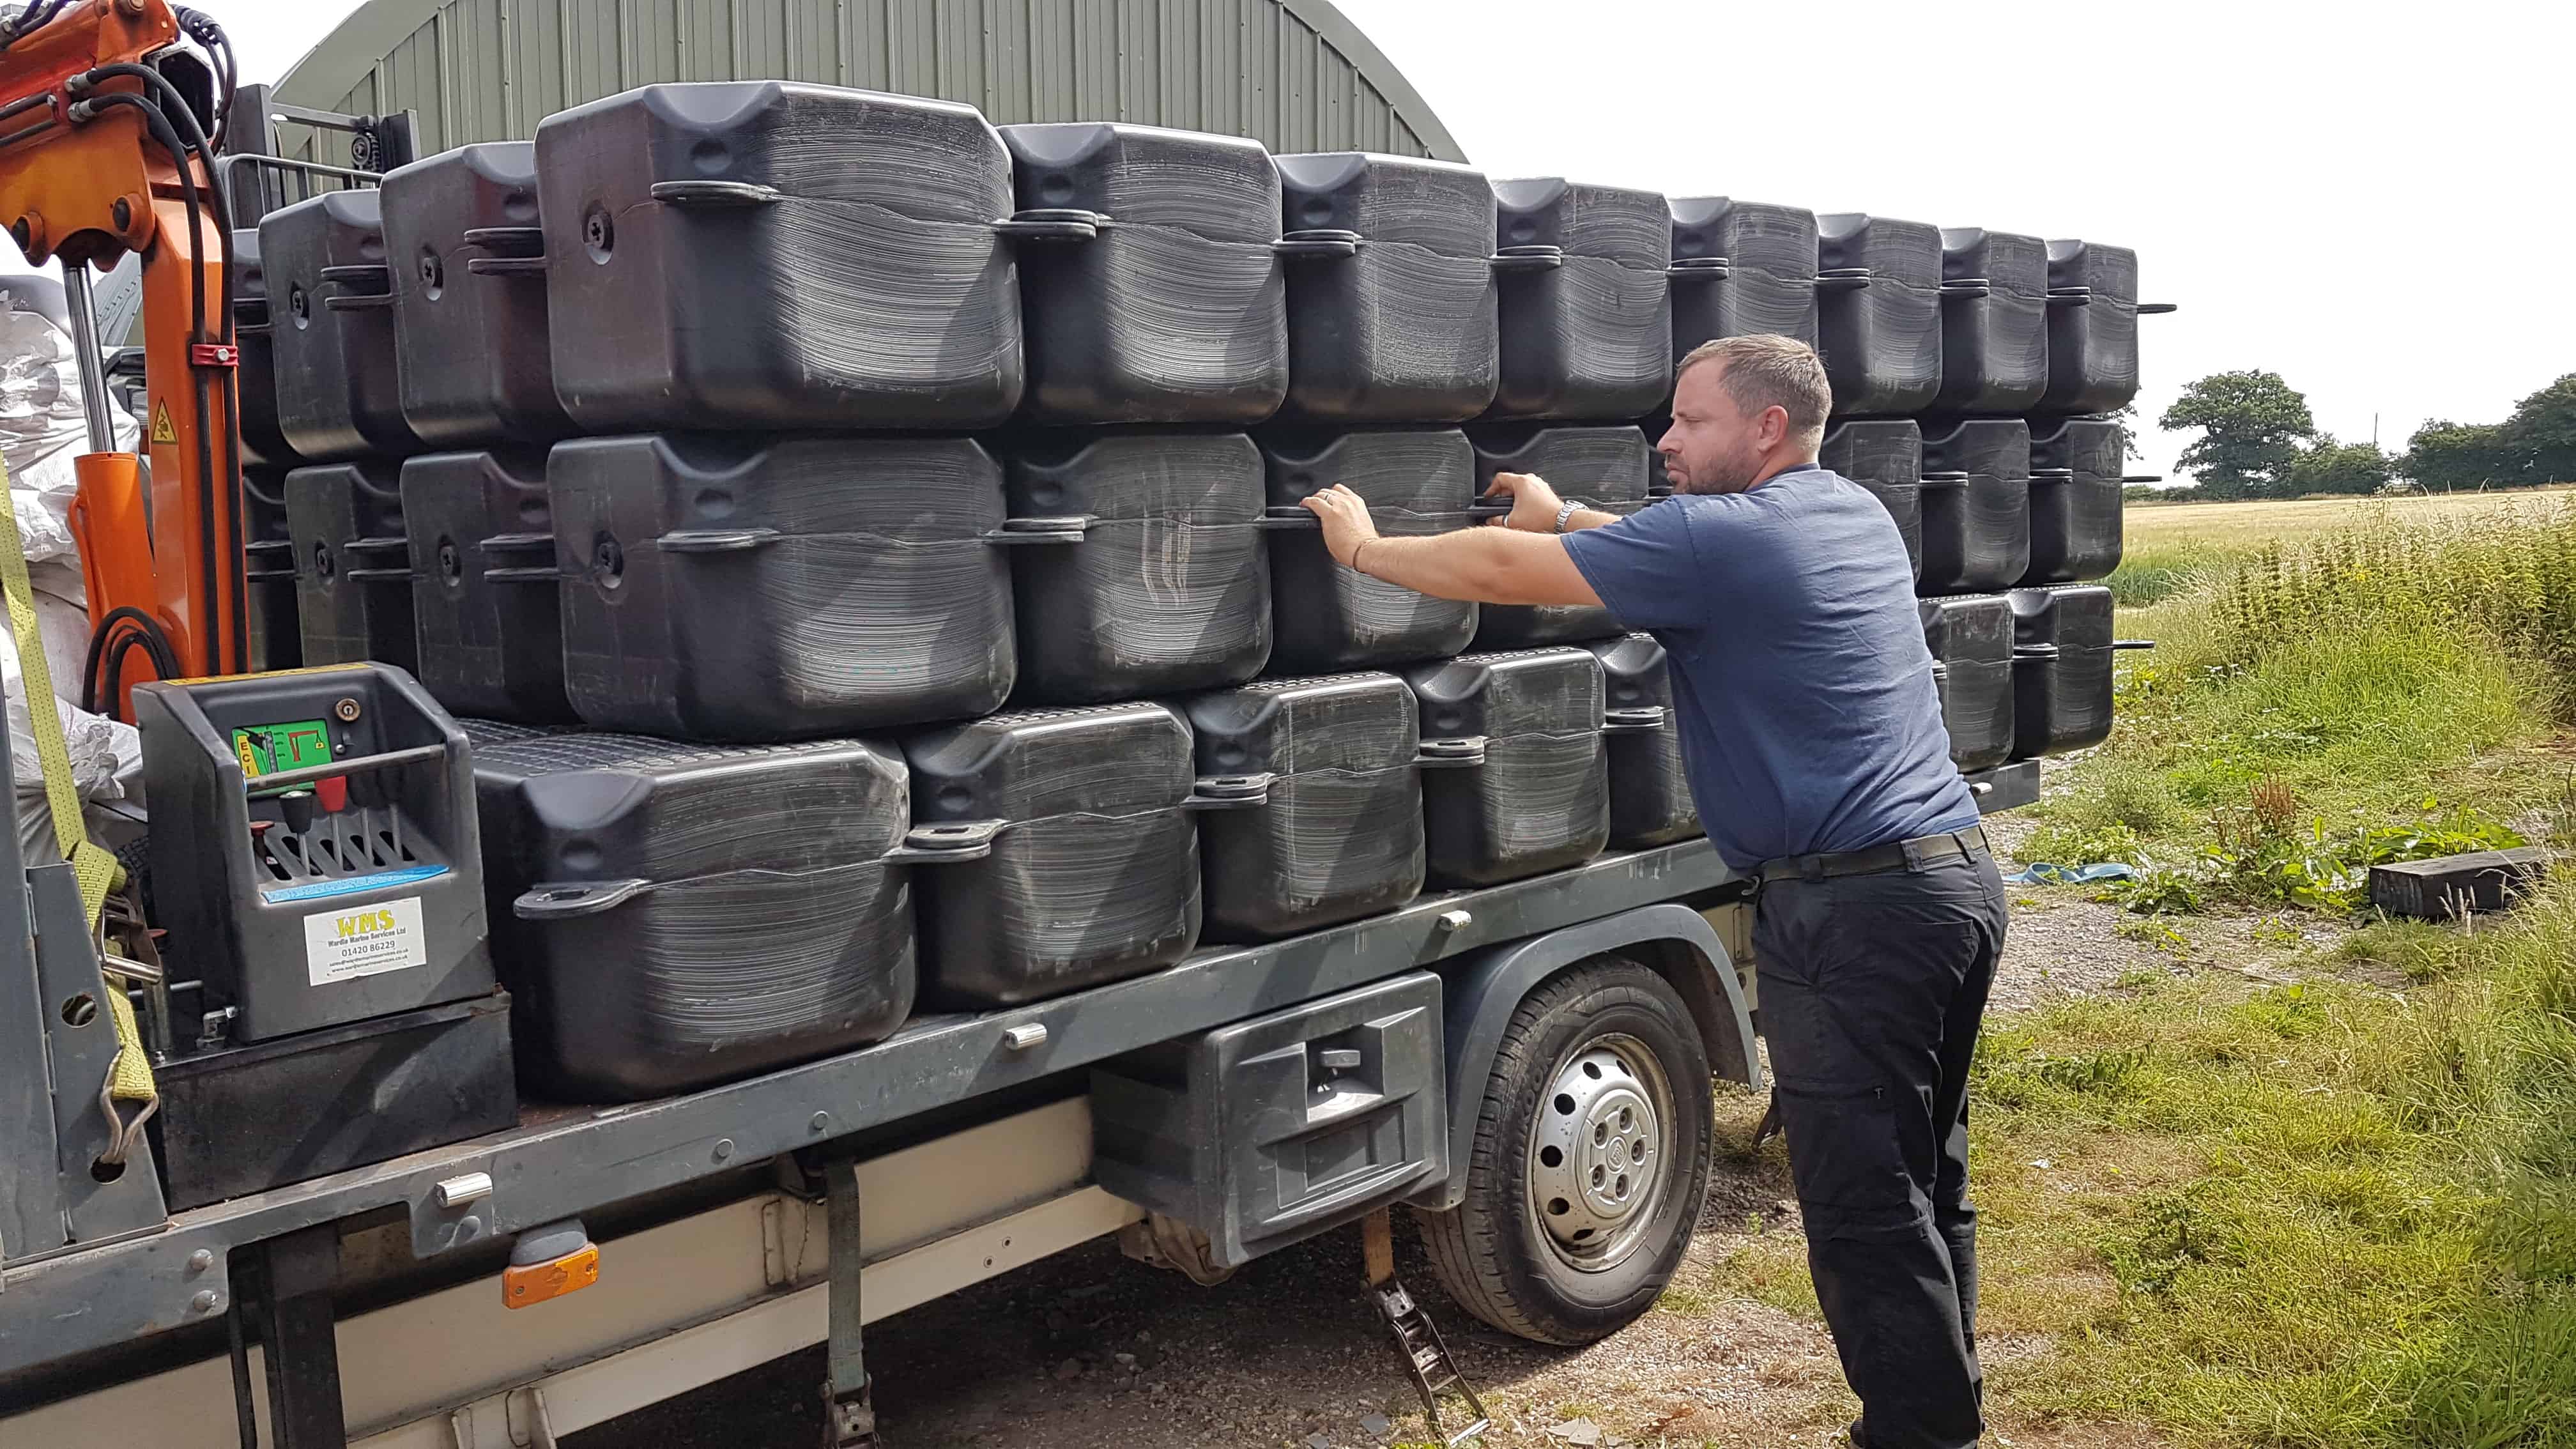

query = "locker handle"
[[650, 180, 783, 208], [1466, 502, 1515, 521], [481, 531, 561, 578], [2120, 474, 2165, 484], [1274, 229, 1363, 259], [1490, 245, 1565, 273], [343, 535, 411, 555], [466, 257, 548, 278], [319, 263, 390, 291], [516, 878, 653, 921], [1316, 1048, 1365, 1071], [984, 516, 1094, 546], [995, 208, 1107, 242], [1667, 256, 1730, 279], [656, 527, 781, 553], [1816, 268, 1872, 291], [2113, 639, 2158, 651], [1415, 737, 1487, 769], [2030, 468, 2077, 482], [1940, 277, 1993, 298], [460, 226, 544, 256], [342, 567, 415, 583], [2138, 302, 2179, 315], [1602, 706, 1667, 733], [321, 293, 393, 312], [889, 820, 1006, 864], [2046, 286, 2093, 307], [1185, 774, 1275, 810], [2012, 643, 2061, 660], [1918, 471, 1971, 487], [1255, 505, 1319, 530]]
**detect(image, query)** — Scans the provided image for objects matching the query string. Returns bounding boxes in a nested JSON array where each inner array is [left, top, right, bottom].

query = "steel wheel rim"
[[1526, 1031, 1676, 1274]]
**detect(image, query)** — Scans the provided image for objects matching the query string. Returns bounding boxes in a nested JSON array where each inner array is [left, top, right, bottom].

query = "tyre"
[[1414, 956, 1713, 1345]]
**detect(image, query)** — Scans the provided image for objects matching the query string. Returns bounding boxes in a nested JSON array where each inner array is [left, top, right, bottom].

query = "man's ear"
[[1763, 404, 1791, 450]]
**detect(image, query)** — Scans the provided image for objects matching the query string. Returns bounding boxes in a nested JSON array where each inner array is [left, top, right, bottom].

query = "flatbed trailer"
[[0, 756, 2039, 1448], [0, 78, 2054, 1439]]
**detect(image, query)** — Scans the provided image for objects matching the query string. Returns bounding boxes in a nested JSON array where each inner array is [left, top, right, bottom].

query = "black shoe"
[[1846, 1421, 1867, 1448]]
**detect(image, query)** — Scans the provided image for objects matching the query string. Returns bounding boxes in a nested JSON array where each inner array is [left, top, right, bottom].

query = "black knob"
[[278, 789, 316, 834]]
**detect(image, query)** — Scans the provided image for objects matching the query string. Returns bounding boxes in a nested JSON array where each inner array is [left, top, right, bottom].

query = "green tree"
[[2402, 418, 2514, 490], [2283, 439, 2394, 496], [2499, 372, 2576, 484], [2159, 371, 2317, 499]]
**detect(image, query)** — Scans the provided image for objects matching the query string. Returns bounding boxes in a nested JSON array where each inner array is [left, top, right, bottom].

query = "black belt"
[[1757, 825, 1990, 885]]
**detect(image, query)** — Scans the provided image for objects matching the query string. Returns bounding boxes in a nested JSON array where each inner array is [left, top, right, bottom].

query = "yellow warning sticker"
[[150, 400, 177, 445]]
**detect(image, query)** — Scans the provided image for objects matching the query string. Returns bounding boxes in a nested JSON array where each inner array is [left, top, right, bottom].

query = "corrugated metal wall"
[[286, 0, 1452, 163]]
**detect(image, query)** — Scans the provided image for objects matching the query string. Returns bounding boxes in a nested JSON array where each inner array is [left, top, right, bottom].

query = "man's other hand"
[[1485, 471, 1567, 532], [1301, 484, 1381, 568]]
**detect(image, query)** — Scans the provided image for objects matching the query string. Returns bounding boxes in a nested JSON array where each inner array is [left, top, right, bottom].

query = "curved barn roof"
[[274, 0, 1466, 164]]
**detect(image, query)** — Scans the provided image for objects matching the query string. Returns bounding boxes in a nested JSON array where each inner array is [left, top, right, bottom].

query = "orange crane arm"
[[0, 0, 242, 709]]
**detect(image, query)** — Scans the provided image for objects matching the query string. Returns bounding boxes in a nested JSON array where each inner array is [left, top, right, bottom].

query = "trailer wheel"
[[1415, 956, 1713, 1346]]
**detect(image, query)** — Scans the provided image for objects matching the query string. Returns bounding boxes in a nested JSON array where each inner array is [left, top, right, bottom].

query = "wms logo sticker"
[[303, 896, 431, 986]]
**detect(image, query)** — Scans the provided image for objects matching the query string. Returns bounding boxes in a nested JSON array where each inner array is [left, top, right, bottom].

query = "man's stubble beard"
[[1676, 438, 1765, 496]]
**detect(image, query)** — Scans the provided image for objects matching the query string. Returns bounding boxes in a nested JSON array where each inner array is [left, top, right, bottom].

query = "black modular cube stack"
[[235, 70, 2165, 1117], [259, 190, 418, 675], [1790, 203, 2167, 773], [232, 86, 1693, 1110]]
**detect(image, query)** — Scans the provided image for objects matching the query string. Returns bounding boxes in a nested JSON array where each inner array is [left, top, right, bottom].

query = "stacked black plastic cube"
[[1650, 198, 2166, 777], [1800, 215, 2167, 774], [245, 78, 2159, 1105], [241, 81, 1706, 1104]]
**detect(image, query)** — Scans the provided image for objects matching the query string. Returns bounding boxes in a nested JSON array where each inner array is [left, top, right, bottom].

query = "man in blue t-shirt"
[[1302, 335, 2007, 1449]]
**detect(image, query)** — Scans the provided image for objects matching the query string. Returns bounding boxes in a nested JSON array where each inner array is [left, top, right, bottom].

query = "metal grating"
[[273, 0, 1462, 165]]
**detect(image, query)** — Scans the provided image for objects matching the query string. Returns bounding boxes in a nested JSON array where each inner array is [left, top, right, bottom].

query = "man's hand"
[[1300, 484, 1381, 569], [1485, 471, 1568, 532]]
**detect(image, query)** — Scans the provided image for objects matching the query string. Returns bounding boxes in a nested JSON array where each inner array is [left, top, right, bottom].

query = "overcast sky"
[[227, 0, 2573, 482]]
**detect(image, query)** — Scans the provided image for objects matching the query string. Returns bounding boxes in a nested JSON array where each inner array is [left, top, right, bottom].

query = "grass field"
[[2126, 486, 2576, 548], [2107, 487, 2576, 606]]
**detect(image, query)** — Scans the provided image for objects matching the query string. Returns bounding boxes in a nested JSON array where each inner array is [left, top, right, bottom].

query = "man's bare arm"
[[1300, 486, 1604, 607]]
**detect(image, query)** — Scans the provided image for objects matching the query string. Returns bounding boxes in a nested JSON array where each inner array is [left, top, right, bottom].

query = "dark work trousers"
[[1751, 850, 2009, 1449]]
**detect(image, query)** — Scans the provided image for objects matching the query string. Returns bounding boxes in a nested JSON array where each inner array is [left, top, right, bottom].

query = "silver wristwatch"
[[1553, 499, 1588, 533]]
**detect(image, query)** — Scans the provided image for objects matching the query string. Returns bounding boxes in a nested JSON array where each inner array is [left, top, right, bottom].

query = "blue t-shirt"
[[1561, 465, 1981, 872]]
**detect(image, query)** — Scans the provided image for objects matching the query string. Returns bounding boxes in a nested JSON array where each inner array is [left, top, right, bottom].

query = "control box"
[[135, 664, 491, 1046]]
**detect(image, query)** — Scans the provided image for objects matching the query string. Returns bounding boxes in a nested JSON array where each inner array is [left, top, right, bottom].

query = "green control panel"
[[232, 719, 335, 787]]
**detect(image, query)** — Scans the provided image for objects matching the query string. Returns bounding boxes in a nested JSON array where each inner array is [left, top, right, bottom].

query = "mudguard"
[[1412, 901, 1758, 1211]]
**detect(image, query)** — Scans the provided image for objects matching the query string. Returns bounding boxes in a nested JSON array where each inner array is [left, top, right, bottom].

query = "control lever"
[[278, 788, 317, 868]]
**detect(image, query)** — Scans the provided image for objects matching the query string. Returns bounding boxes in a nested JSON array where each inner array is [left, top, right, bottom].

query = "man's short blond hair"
[[1677, 335, 1832, 445]]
